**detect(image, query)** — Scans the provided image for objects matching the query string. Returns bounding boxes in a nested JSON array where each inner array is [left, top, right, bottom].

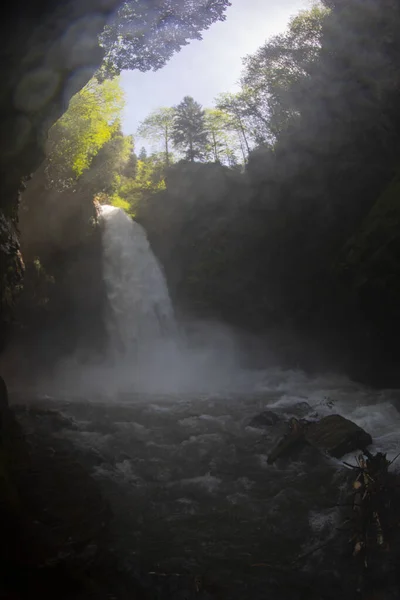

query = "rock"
[[249, 410, 281, 428], [304, 414, 372, 458], [267, 414, 372, 464], [267, 418, 308, 464]]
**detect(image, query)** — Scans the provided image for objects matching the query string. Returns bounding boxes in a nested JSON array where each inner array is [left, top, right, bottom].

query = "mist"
[[49, 319, 252, 397]]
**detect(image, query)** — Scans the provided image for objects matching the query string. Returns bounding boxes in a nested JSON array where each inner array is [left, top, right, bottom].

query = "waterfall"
[[100, 205, 176, 361], [97, 204, 239, 393]]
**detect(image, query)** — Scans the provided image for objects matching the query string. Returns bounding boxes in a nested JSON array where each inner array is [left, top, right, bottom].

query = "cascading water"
[[100, 205, 176, 362], [99, 204, 242, 393]]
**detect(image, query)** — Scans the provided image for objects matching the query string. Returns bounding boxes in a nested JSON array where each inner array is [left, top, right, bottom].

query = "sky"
[[121, 0, 310, 146]]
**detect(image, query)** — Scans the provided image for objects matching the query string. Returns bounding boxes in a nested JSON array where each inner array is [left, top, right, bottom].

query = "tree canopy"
[[204, 108, 241, 164], [137, 107, 175, 166], [99, 0, 232, 78], [46, 78, 125, 189], [80, 131, 134, 197], [240, 5, 328, 139], [172, 96, 209, 161]]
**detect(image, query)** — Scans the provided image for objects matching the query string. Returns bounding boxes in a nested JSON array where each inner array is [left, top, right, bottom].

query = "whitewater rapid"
[[12, 369, 400, 599]]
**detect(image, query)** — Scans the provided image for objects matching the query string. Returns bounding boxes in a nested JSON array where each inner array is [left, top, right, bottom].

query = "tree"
[[117, 152, 167, 213], [123, 146, 138, 179], [99, 0, 232, 78], [46, 77, 125, 189], [241, 5, 329, 138], [204, 108, 241, 165], [138, 147, 148, 161], [172, 96, 208, 161], [215, 92, 252, 160], [79, 130, 134, 196], [137, 107, 175, 167]]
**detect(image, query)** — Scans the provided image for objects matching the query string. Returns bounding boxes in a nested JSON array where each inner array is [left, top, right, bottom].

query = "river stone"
[[304, 414, 372, 458], [249, 410, 281, 428]]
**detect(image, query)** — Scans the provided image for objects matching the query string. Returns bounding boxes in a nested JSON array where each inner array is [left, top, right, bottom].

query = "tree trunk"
[[189, 134, 194, 162], [212, 131, 218, 162], [239, 118, 250, 155], [238, 136, 247, 164], [164, 125, 170, 168]]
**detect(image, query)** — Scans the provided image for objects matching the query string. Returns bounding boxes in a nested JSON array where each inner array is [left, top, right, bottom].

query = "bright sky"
[[121, 0, 310, 144]]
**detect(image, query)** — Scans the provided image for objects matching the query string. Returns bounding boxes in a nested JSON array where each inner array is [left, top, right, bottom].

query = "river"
[[10, 368, 400, 599]]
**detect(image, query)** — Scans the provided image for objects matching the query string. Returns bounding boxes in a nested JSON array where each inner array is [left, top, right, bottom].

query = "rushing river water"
[[11, 369, 400, 599]]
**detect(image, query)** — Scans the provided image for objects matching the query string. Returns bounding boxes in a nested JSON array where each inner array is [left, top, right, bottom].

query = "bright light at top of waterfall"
[[121, 0, 309, 140]]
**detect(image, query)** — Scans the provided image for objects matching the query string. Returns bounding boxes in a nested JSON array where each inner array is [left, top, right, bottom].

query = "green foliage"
[[98, 0, 231, 78], [240, 4, 329, 139], [109, 194, 132, 213], [136, 154, 166, 191], [111, 153, 167, 214], [46, 78, 125, 189], [80, 132, 134, 196], [215, 92, 252, 158], [136, 103, 246, 167], [137, 107, 175, 166], [172, 96, 208, 161], [123, 149, 138, 179], [138, 147, 148, 161], [204, 109, 241, 165]]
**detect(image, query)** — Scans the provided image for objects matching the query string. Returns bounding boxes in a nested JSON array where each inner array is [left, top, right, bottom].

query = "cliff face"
[[0, 4, 124, 576], [0, 0, 121, 348], [335, 169, 400, 383], [136, 159, 400, 384], [136, 162, 259, 324], [14, 165, 107, 372]]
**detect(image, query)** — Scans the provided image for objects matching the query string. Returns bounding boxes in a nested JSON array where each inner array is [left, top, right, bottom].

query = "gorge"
[[1, 0, 400, 599]]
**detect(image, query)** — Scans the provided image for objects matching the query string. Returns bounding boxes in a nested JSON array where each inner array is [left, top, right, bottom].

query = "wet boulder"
[[248, 410, 281, 428], [304, 414, 372, 458], [267, 414, 372, 464]]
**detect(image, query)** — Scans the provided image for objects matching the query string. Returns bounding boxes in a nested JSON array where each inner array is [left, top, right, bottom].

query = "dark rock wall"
[[136, 160, 400, 384], [16, 168, 107, 371], [0, 0, 121, 349], [335, 168, 400, 384], [137, 162, 255, 322]]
